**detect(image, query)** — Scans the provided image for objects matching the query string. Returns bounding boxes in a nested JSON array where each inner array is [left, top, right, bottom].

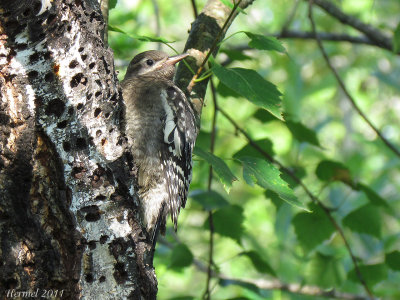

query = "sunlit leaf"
[[307, 252, 345, 288], [348, 263, 388, 287], [286, 120, 321, 147], [169, 243, 193, 270], [343, 204, 381, 238], [292, 203, 335, 252], [190, 190, 230, 211], [108, 25, 173, 43], [385, 251, 400, 271], [194, 147, 238, 192], [238, 157, 306, 210], [244, 32, 286, 53], [205, 205, 244, 244], [212, 64, 283, 120], [241, 251, 276, 276]]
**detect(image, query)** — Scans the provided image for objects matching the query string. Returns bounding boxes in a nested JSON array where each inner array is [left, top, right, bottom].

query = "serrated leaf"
[[109, 0, 117, 10], [108, 25, 173, 43], [343, 204, 381, 238], [241, 251, 276, 276], [194, 147, 238, 192], [169, 243, 193, 270], [385, 251, 400, 271], [238, 157, 305, 210], [219, 279, 260, 294], [286, 120, 321, 147], [356, 183, 389, 208], [212, 64, 283, 120], [244, 32, 286, 53], [315, 160, 354, 187], [307, 252, 345, 288], [292, 203, 335, 252], [205, 205, 244, 244], [233, 138, 275, 159], [393, 22, 400, 53], [348, 263, 388, 287], [190, 190, 230, 211]]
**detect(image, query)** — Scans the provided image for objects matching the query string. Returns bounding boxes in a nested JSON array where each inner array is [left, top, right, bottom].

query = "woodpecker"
[[121, 50, 196, 243]]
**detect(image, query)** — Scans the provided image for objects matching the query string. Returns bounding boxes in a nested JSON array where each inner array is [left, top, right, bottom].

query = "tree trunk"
[[0, 0, 156, 298]]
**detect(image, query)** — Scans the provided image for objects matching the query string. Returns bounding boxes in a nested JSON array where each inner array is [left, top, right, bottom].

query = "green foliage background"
[[109, 0, 400, 299]]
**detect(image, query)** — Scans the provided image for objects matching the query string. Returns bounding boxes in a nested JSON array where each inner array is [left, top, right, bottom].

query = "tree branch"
[[308, 1, 400, 159], [306, 0, 393, 51]]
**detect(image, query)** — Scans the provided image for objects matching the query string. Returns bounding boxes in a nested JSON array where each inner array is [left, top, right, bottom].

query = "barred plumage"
[[121, 50, 196, 243]]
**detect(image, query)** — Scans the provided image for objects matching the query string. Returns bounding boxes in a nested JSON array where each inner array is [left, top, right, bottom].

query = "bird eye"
[[146, 59, 154, 66]]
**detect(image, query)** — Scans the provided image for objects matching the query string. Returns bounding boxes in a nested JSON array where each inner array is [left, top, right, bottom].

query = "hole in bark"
[[100, 235, 109, 244], [88, 241, 96, 250], [113, 262, 127, 284], [44, 72, 54, 82], [95, 195, 106, 200], [63, 141, 71, 152], [45, 99, 65, 117], [29, 52, 40, 63], [96, 130, 102, 137], [67, 25, 72, 32], [16, 43, 28, 51], [104, 112, 110, 119], [77, 103, 83, 110], [27, 70, 39, 80], [101, 138, 106, 146], [94, 108, 101, 117], [99, 276, 106, 283], [81, 54, 87, 61], [71, 166, 86, 179], [78, 47, 84, 52], [76, 138, 86, 149], [89, 62, 95, 69], [95, 91, 101, 98], [109, 128, 114, 133], [87, 93, 93, 100], [57, 120, 68, 129], [81, 205, 101, 222], [68, 107, 74, 115], [70, 73, 84, 88], [84, 274, 93, 283], [44, 52, 51, 59], [69, 60, 79, 68]]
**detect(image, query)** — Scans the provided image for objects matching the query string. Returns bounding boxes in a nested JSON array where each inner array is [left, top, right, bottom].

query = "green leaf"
[[205, 205, 244, 244], [241, 251, 276, 276], [253, 109, 276, 123], [348, 263, 388, 287], [212, 64, 283, 120], [168, 297, 195, 300], [315, 160, 354, 187], [343, 204, 381, 238], [286, 120, 321, 147], [217, 82, 240, 98], [385, 251, 400, 271], [169, 243, 193, 270], [219, 279, 260, 294], [292, 203, 335, 252], [307, 252, 345, 288], [238, 157, 305, 210], [244, 32, 286, 53], [220, 49, 252, 61], [233, 138, 275, 159], [190, 190, 230, 211], [109, 0, 117, 10], [393, 22, 400, 53], [356, 183, 389, 208], [194, 147, 238, 192], [108, 25, 173, 43]]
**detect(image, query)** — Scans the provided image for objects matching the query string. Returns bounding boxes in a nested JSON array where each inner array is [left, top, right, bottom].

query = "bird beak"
[[165, 53, 189, 66]]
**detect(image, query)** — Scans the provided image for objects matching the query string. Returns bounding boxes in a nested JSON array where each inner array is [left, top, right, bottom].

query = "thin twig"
[[280, 0, 300, 34], [187, 0, 243, 93], [190, 0, 198, 18], [307, 2, 400, 159], [218, 107, 374, 300], [203, 80, 218, 300]]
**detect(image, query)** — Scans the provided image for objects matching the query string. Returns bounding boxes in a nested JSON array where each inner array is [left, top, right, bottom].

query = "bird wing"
[[160, 84, 196, 230]]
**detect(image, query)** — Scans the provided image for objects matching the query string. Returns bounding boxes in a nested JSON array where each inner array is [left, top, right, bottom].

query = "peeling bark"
[[0, 0, 156, 298]]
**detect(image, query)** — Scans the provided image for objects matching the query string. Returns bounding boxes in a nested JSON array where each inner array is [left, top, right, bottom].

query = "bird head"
[[125, 50, 189, 81]]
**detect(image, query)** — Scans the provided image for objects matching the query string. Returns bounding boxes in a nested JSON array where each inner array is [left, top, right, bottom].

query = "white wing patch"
[[161, 89, 182, 157]]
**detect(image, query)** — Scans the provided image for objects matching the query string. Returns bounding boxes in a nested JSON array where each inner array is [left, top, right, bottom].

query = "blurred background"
[[109, 0, 400, 299]]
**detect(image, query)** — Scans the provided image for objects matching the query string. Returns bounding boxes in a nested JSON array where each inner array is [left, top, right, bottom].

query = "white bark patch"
[[37, 0, 53, 15]]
